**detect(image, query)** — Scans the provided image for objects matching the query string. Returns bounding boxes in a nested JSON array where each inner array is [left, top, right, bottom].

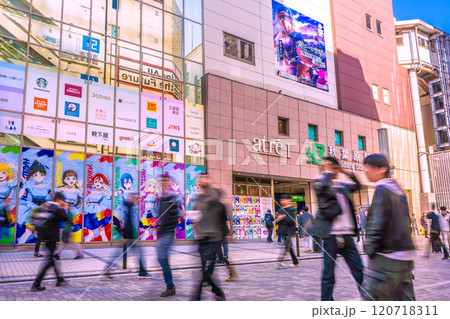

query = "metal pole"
[[296, 230, 300, 257], [122, 242, 127, 269]]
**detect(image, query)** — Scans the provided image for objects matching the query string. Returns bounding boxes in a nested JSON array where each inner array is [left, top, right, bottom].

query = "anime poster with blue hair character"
[[54, 152, 85, 242], [0, 146, 20, 244], [185, 165, 205, 239], [139, 160, 163, 241], [164, 162, 185, 239], [84, 155, 113, 242], [16, 148, 53, 244], [113, 157, 138, 241]]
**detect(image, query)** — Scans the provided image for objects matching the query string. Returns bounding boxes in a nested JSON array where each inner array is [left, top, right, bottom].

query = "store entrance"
[[273, 180, 310, 214]]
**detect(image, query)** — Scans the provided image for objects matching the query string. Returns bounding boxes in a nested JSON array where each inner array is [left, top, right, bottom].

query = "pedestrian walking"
[[54, 205, 83, 260], [191, 173, 226, 301], [361, 154, 416, 301], [354, 210, 362, 242], [438, 207, 450, 252], [33, 236, 44, 257], [411, 213, 420, 236], [274, 194, 299, 268], [31, 192, 69, 291], [420, 212, 429, 238], [156, 174, 180, 297], [427, 208, 449, 259], [264, 210, 274, 243], [299, 207, 313, 253], [311, 156, 363, 301]]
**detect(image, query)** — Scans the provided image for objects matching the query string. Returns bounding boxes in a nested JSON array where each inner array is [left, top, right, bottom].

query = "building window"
[[335, 131, 343, 146], [418, 37, 428, 48], [366, 14, 372, 30], [396, 35, 404, 46], [372, 84, 379, 101], [308, 124, 317, 141], [358, 136, 366, 151], [224, 32, 255, 64], [376, 20, 382, 36], [278, 117, 289, 135], [112, 0, 119, 9], [382, 88, 390, 105]]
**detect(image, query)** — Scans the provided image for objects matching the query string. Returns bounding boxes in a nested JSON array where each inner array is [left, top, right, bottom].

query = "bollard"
[[122, 243, 127, 269], [296, 232, 300, 257]]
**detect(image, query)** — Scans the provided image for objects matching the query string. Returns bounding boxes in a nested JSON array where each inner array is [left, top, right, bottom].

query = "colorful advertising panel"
[[164, 97, 184, 137], [163, 136, 184, 163], [164, 162, 185, 239], [57, 75, 87, 122], [87, 124, 114, 147], [25, 67, 58, 116], [185, 102, 204, 139], [115, 128, 139, 151], [139, 160, 163, 240], [0, 61, 25, 112], [0, 111, 22, 135], [140, 132, 163, 153], [141, 92, 162, 133], [116, 87, 139, 129], [16, 148, 53, 244], [272, 0, 328, 91], [56, 120, 86, 144], [54, 152, 85, 242], [84, 155, 113, 242], [0, 146, 20, 244], [88, 82, 114, 126], [185, 165, 205, 239], [232, 196, 270, 239], [186, 139, 205, 165], [112, 157, 139, 241], [23, 115, 55, 140]]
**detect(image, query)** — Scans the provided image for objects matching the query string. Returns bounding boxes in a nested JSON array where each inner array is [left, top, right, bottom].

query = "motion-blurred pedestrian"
[[274, 194, 299, 268], [264, 210, 274, 243], [55, 204, 83, 260], [420, 212, 428, 238]]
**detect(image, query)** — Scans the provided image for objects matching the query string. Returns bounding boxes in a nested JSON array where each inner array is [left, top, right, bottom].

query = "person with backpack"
[[264, 210, 275, 243], [31, 192, 69, 291]]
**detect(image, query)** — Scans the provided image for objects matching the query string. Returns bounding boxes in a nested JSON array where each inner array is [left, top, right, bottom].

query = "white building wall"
[[203, 0, 338, 109]]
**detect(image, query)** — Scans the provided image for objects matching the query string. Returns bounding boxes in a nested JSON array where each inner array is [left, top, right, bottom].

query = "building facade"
[[0, 0, 206, 245]]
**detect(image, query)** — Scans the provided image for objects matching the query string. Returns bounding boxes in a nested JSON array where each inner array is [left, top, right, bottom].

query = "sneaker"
[[216, 259, 224, 264], [289, 263, 300, 268], [442, 256, 449, 260], [138, 274, 152, 279], [56, 280, 69, 287], [33, 253, 43, 258], [214, 294, 226, 301], [54, 254, 60, 260], [276, 243, 284, 248], [160, 286, 176, 297], [31, 285, 46, 292], [74, 255, 84, 260]]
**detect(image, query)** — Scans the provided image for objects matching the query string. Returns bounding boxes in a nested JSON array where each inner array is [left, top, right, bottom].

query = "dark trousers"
[[429, 232, 449, 257], [421, 225, 428, 238], [267, 227, 274, 242], [104, 239, 148, 276], [321, 235, 363, 301], [193, 239, 225, 300], [362, 254, 415, 301], [32, 241, 63, 287], [278, 234, 298, 265], [34, 239, 42, 253], [217, 235, 229, 260], [157, 232, 174, 288]]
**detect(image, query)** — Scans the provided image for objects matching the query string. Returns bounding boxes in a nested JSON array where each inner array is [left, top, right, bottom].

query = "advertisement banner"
[[84, 155, 113, 242], [141, 92, 162, 133], [164, 97, 184, 137], [185, 102, 204, 139], [0, 146, 20, 244], [115, 128, 139, 150], [164, 163, 185, 239], [87, 124, 113, 147], [112, 157, 139, 241], [116, 87, 139, 129], [16, 148, 53, 244], [185, 165, 205, 239], [56, 120, 86, 144], [164, 136, 185, 163], [0, 111, 22, 135], [23, 115, 55, 139], [0, 61, 25, 112], [54, 152, 85, 242], [25, 67, 58, 116], [140, 132, 163, 153], [58, 75, 87, 122], [88, 82, 114, 126], [272, 0, 328, 91], [139, 160, 163, 240], [186, 139, 205, 165]]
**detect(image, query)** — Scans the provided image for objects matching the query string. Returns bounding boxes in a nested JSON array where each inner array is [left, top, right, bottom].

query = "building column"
[[409, 70, 432, 194]]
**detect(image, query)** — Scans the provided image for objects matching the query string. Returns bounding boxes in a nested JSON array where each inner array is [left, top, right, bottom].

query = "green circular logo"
[[36, 78, 48, 88]]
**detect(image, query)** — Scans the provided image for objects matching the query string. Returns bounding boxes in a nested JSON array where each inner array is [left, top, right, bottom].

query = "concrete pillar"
[[409, 70, 432, 194]]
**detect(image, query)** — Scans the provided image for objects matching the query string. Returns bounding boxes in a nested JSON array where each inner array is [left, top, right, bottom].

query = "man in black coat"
[[274, 194, 299, 268], [311, 156, 363, 301], [427, 206, 449, 259], [264, 210, 275, 242], [31, 192, 68, 291], [362, 154, 416, 301]]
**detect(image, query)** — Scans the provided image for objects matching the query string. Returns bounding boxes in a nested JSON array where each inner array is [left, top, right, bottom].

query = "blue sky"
[[393, 0, 450, 33]]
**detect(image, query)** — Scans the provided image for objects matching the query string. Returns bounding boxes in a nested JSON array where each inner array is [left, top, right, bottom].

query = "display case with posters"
[[185, 165, 205, 239], [139, 160, 163, 241], [84, 155, 113, 242], [164, 162, 185, 239], [232, 196, 272, 239]]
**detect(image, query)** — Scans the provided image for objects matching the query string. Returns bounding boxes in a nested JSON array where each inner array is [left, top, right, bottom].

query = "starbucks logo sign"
[[36, 78, 48, 88]]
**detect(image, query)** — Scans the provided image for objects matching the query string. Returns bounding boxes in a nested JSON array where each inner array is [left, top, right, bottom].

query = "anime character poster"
[[272, 0, 328, 91], [185, 165, 205, 239], [54, 152, 85, 242], [164, 162, 185, 239], [16, 148, 53, 244], [112, 157, 138, 241], [0, 146, 20, 244], [83, 155, 113, 242], [139, 160, 163, 241]]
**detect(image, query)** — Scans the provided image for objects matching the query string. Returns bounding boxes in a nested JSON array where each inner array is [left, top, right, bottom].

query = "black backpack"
[[31, 204, 55, 236], [265, 214, 273, 227]]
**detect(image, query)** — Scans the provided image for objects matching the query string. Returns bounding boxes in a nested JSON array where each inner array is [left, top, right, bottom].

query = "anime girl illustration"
[[186, 177, 200, 210], [84, 173, 112, 242], [113, 173, 135, 236], [17, 161, 52, 243], [56, 170, 83, 233], [139, 178, 160, 240], [0, 162, 18, 231]]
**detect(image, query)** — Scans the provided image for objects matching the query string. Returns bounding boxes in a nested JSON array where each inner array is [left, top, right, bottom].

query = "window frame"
[[308, 124, 318, 141], [358, 136, 366, 151], [376, 20, 383, 36], [335, 130, 343, 146], [396, 35, 404, 46], [372, 84, 380, 101], [278, 117, 289, 136], [223, 32, 255, 65], [366, 14, 372, 31], [382, 88, 390, 105]]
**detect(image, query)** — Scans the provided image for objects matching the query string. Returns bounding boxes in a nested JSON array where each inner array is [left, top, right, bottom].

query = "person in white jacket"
[[439, 206, 450, 251]]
